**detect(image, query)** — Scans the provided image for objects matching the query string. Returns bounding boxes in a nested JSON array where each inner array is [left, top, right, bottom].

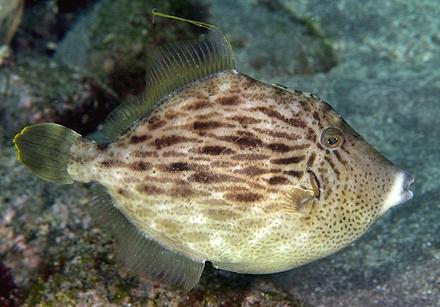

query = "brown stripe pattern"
[[88, 71, 333, 212]]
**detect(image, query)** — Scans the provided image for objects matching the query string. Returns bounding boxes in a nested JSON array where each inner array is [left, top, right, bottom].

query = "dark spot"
[[154, 135, 194, 149], [130, 161, 151, 171], [271, 155, 305, 165], [149, 119, 166, 130], [136, 184, 164, 195], [333, 150, 345, 165], [130, 135, 147, 144], [117, 188, 129, 197], [97, 143, 109, 151], [324, 156, 341, 178], [134, 150, 158, 158], [267, 143, 291, 152], [255, 107, 306, 128], [219, 132, 263, 148], [216, 95, 241, 105], [236, 136, 263, 148], [199, 145, 235, 155], [268, 176, 289, 185], [307, 152, 316, 167], [100, 160, 122, 168], [185, 100, 210, 110], [225, 192, 263, 203], [284, 170, 304, 178], [228, 116, 261, 125], [193, 121, 225, 130], [101, 160, 111, 167], [167, 162, 191, 172], [189, 172, 237, 184], [301, 101, 311, 113], [305, 128, 317, 142], [164, 111, 179, 120], [312, 111, 320, 121]]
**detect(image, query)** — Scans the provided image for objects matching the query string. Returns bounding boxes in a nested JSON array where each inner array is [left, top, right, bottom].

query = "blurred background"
[[0, 0, 439, 305]]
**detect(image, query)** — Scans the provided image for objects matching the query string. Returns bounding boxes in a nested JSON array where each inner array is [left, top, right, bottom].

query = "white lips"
[[381, 171, 414, 215]]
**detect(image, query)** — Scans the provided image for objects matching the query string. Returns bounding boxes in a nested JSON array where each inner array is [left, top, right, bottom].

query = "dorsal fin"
[[101, 13, 235, 141]]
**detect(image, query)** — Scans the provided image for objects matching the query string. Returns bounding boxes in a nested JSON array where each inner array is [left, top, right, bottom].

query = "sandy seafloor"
[[0, 0, 439, 306]]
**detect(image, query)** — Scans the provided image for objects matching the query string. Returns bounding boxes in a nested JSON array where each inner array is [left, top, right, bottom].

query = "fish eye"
[[320, 127, 343, 149]]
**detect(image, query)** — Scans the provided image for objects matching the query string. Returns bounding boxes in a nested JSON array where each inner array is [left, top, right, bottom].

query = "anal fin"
[[90, 185, 205, 290]]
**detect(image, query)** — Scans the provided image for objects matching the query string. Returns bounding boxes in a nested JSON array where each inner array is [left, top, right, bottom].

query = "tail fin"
[[13, 123, 81, 184]]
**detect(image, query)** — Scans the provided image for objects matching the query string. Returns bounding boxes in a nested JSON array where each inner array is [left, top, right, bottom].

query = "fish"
[[13, 12, 414, 290]]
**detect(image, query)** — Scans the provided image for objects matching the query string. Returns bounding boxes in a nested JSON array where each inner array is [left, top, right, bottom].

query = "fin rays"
[[90, 185, 205, 290], [101, 20, 235, 141]]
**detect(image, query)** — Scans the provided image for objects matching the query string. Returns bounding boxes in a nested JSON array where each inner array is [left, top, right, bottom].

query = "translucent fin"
[[100, 95, 144, 142], [282, 186, 315, 212], [90, 185, 205, 290], [101, 13, 235, 141], [13, 123, 81, 184]]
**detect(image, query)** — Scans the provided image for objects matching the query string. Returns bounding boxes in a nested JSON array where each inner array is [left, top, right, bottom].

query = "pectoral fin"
[[281, 186, 315, 213], [280, 170, 321, 213]]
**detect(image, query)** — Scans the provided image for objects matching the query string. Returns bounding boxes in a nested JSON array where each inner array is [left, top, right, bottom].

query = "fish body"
[[13, 15, 414, 290], [67, 71, 407, 274]]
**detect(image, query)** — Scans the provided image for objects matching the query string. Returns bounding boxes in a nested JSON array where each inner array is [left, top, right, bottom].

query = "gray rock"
[[279, 0, 440, 65], [202, 0, 337, 81]]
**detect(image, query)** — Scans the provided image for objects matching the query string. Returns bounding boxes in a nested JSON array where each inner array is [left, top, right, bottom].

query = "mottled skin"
[[68, 71, 402, 273]]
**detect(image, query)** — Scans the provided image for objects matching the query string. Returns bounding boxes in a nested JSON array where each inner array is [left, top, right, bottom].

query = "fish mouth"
[[382, 171, 414, 214], [401, 171, 415, 203]]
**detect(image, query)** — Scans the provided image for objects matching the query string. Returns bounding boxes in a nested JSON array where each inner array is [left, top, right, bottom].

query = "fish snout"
[[402, 171, 415, 201], [381, 170, 414, 214]]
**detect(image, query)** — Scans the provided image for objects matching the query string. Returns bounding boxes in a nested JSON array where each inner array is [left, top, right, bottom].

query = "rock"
[[0, 56, 117, 142], [279, 0, 440, 65], [201, 0, 337, 81], [0, 0, 202, 141], [54, 0, 204, 94]]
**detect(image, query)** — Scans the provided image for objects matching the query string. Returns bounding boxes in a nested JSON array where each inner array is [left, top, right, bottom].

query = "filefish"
[[13, 13, 414, 290]]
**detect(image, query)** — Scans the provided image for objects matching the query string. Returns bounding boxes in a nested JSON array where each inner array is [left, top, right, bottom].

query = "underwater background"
[[0, 0, 438, 306]]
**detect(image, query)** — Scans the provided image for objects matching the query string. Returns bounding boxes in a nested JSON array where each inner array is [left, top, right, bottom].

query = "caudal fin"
[[13, 123, 81, 184]]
